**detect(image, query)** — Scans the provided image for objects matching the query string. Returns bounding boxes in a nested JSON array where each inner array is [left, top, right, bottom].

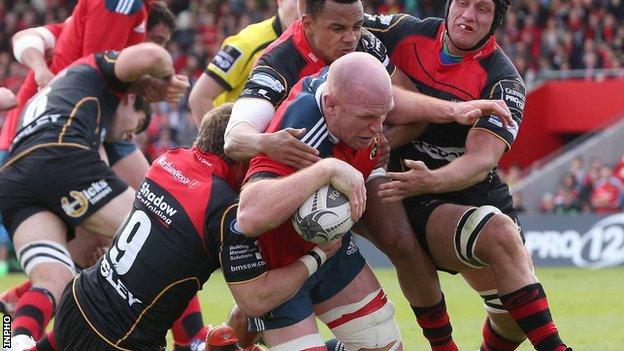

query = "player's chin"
[[345, 136, 373, 149]]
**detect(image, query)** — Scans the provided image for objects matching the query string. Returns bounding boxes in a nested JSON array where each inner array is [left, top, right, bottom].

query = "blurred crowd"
[[1, 0, 623, 209], [538, 155, 624, 214], [502, 155, 624, 214]]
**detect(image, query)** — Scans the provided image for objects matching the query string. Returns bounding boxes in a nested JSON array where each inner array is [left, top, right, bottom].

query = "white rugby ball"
[[292, 184, 354, 244]]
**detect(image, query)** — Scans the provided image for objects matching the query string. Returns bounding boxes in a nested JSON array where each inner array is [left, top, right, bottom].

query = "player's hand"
[[451, 99, 513, 126], [378, 159, 435, 202], [0, 88, 17, 111], [373, 133, 390, 169], [326, 159, 366, 221], [261, 128, 321, 169], [316, 239, 342, 260], [164, 74, 190, 103], [34, 68, 55, 90]]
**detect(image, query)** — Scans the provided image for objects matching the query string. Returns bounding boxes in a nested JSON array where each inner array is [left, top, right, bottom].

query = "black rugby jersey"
[[73, 148, 266, 350], [7, 51, 130, 165], [239, 18, 396, 107], [365, 14, 526, 199]]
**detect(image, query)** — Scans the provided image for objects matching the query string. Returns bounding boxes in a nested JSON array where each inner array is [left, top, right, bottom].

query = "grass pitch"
[[1, 267, 622, 350]]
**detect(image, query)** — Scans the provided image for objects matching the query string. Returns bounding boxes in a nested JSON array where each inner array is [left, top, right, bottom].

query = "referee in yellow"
[[189, 0, 299, 124]]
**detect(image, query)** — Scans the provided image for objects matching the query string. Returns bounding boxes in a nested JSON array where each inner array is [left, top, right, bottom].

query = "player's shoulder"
[[227, 16, 279, 50], [481, 45, 525, 88], [364, 13, 441, 37], [276, 83, 322, 131], [103, 0, 144, 15]]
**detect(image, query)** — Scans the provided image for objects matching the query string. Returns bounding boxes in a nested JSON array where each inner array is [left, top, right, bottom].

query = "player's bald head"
[[326, 52, 393, 109]]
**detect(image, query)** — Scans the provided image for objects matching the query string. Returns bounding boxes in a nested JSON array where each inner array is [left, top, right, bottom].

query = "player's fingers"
[[289, 138, 320, 155], [489, 100, 512, 126], [404, 159, 427, 170], [463, 109, 482, 123], [382, 194, 405, 203], [283, 147, 321, 164], [284, 127, 307, 137]]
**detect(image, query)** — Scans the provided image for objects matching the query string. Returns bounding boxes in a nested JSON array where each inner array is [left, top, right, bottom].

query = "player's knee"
[[318, 289, 402, 350], [453, 205, 505, 268], [370, 223, 418, 264], [476, 213, 524, 265]]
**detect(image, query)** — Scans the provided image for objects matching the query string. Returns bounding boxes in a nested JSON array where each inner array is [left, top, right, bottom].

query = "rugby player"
[[43, 102, 340, 351], [225, 0, 513, 348], [236, 52, 403, 351], [0, 42, 189, 350], [367, 1, 572, 350]]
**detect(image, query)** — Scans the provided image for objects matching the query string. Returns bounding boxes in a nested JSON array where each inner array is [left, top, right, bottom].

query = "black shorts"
[[403, 180, 522, 273], [0, 146, 128, 240], [54, 281, 119, 351]]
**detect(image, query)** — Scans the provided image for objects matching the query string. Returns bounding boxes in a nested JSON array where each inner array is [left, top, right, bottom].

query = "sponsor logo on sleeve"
[[249, 72, 285, 93], [213, 45, 243, 73]]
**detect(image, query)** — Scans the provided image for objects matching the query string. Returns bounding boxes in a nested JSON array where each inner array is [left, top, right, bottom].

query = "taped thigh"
[[454, 205, 501, 268], [317, 288, 402, 350], [269, 334, 326, 351], [17, 240, 75, 276]]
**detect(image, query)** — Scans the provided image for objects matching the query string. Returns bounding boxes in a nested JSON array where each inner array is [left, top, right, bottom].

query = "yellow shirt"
[[206, 15, 283, 107]]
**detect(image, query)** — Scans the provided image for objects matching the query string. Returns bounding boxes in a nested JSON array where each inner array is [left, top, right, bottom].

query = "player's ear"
[[323, 93, 338, 114], [301, 13, 313, 31]]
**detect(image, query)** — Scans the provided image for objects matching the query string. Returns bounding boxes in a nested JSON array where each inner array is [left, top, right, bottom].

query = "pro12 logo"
[[525, 213, 624, 268]]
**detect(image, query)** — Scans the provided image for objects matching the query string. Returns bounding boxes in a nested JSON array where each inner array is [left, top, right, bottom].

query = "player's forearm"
[[232, 264, 308, 317], [388, 86, 456, 124], [189, 92, 215, 126], [429, 153, 493, 193], [223, 123, 265, 162], [237, 160, 337, 236], [18, 48, 50, 76], [384, 123, 428, 149]]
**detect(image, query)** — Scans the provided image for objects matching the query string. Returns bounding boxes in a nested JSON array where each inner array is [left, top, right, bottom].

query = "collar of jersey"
[[292, 20, 326, 66], [314, 81, 340, 144]]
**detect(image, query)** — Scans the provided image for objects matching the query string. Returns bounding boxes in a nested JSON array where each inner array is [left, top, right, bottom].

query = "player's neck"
[[440, 37, 463, 64], [443, 33, 479, 58]]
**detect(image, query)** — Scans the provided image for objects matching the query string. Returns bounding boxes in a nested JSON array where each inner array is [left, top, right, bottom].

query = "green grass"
[[2, 267, 623, 349]]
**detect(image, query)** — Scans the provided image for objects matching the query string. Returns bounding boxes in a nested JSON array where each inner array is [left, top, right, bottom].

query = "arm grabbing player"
[[227, 239, 341, 317], [115, 43, 190, 102], [237, 158, 366, 237], [12, 24, 62, 90], [379, 129, 506, 201]]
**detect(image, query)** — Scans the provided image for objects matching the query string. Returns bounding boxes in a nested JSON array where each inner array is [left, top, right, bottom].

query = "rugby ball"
[[292, 184, 354, 244]]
